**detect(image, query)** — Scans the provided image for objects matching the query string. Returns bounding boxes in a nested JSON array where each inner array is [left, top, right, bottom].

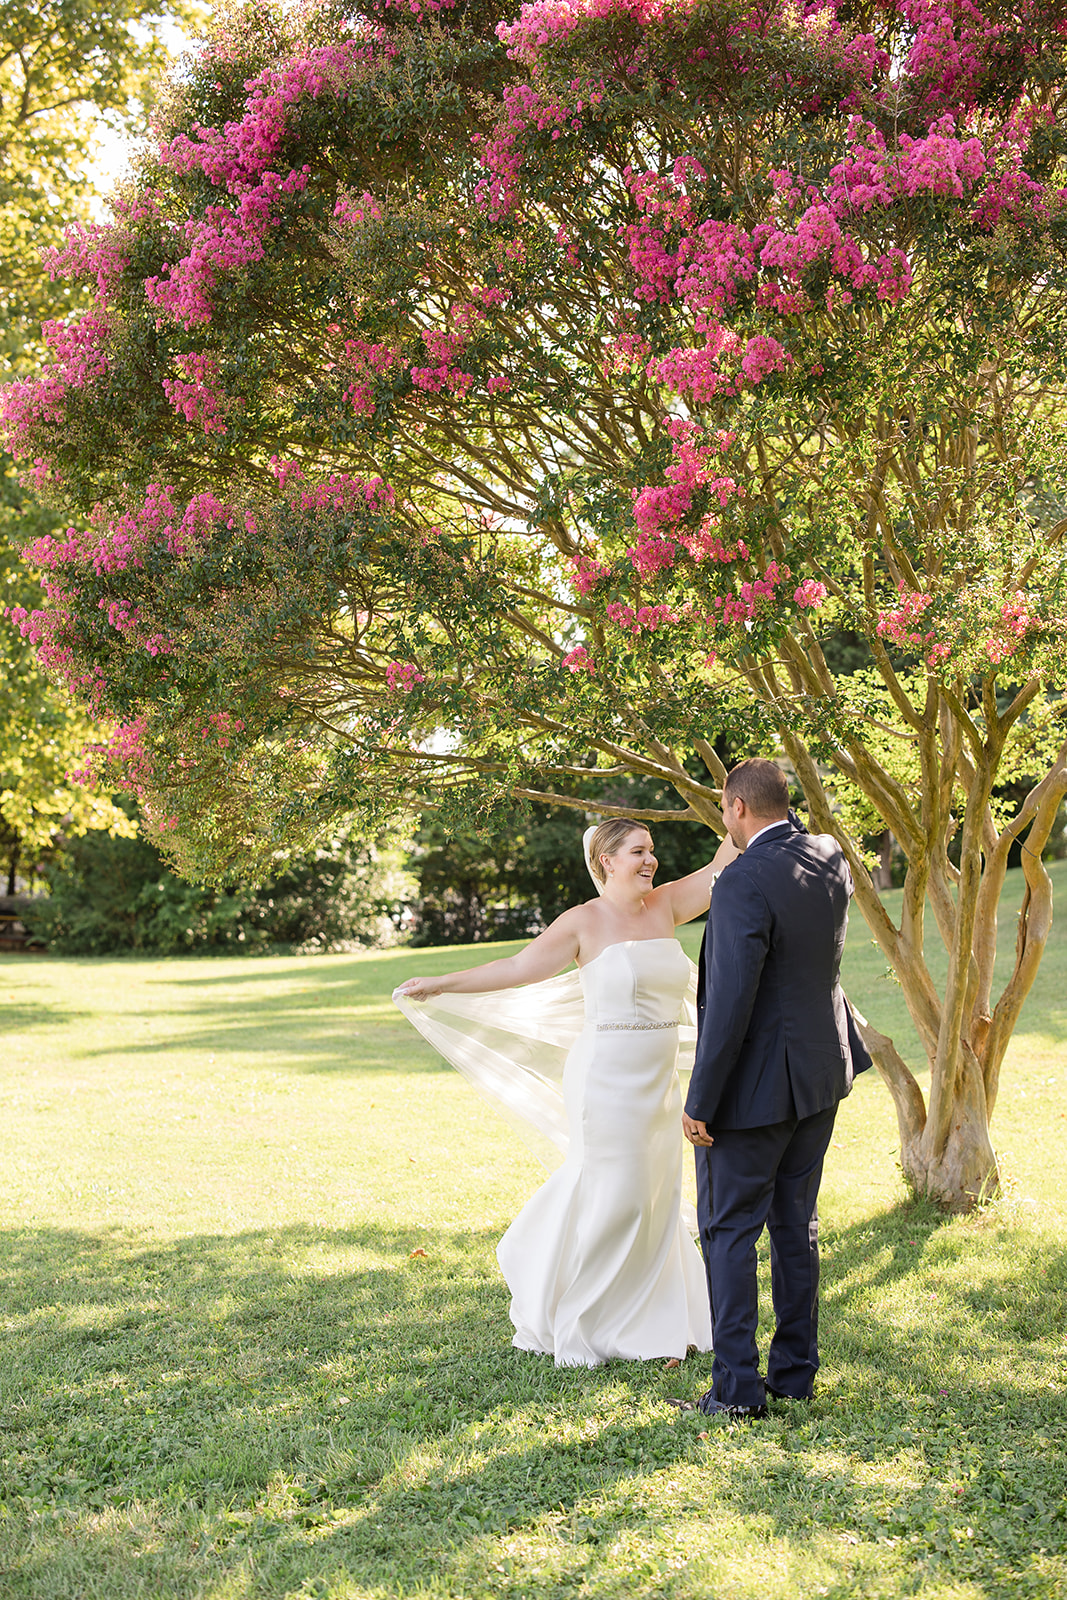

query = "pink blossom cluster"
[[901, 0, 1016, 112], [409, 365, 474, 397], [199, 710, 246, 748], [674, 219, 759, 315], [794, 578, 828, 609], [100, 717, 154, 791], [681, 519, 747, 564], [42, 223, 129, 301], [972, 166, 1049, 231], [159, 45, 360, 190], [385, 660, 426, 692], [89, 590, 171, 660], [340, 338, 398, 414], [334, 190, 383, 226], [145, 167, 309, 328], [568, 553, 612, 594], [628, 532, 678, 578], [713, 562, 788, 627], [602, 329, 652, 374], [757, 206, 914, 307], [647, 343, 734, 404], [296, 474, 395, 513], [876, 583, 935, 648], [24, 484, 237, 580], [162, 352, 231, 434], [561, 644, 594, 672], [740, 335, 792, 384], [474, 81, 587, 217], [98, 596, 139, 634], [631, 481, 696, 536], [985, 590, 1038, 663], [497, 0, 680, 68], [269, 456, 303, 490], [828, 115, 987, 214], [606, 600, 679, 633], [632, 418, 741, 540], [138, 38, 374, 327], [0, 314, 110, 454], [377, 0, 457, 20], [5, 603, 51, 646]]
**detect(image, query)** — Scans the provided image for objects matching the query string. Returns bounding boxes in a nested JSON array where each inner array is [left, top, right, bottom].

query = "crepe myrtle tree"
[[5, 0, 1067, 1207]]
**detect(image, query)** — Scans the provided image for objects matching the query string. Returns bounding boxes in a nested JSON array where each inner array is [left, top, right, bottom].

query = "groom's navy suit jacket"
[[686, 817, 870, 1131]]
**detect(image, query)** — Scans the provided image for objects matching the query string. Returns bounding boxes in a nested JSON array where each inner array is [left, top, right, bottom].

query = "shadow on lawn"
[[2, 1206, 1066, 1597], [1, 997, 93, 1032], [61, 948, 482, 1075]]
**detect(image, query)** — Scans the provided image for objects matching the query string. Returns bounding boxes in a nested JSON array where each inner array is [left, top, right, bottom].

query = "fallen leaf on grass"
[[664, 1358, 680, 1369], [409, 1248, 428, 1258], [697, 1431, 709, 1441]]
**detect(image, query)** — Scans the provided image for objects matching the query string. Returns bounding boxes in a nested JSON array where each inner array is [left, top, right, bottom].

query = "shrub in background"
[[23, 804, 413, 954]]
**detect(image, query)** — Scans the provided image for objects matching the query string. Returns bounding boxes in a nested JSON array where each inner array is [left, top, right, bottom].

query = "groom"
[[683, 758, 869, 1419]]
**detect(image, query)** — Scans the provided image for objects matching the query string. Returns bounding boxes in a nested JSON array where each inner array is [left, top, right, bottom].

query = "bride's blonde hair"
[[586, 817, 652, 886]]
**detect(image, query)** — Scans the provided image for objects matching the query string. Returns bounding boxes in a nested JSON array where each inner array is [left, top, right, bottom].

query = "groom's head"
[[722, 759, 790, 848]]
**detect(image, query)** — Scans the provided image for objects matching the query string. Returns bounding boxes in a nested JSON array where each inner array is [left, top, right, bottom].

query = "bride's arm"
[[395, 908, 585, 1000], [654, 833, 742, 926]]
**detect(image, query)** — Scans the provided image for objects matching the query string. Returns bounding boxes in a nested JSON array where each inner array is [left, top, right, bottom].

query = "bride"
[[393, 816, 739, 1368]]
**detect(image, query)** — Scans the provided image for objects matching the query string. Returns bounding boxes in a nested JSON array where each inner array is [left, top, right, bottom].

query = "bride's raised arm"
[[395, 906, 587, 1002], [654, 832, 741, 927]]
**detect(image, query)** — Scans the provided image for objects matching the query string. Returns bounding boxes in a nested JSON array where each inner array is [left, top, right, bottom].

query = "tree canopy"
[[0, 0, 186, 886], [5, 0, 1067, 1206]]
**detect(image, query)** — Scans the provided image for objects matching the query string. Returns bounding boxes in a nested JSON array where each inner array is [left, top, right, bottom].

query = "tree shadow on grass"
[[58, 950, 468, 1076], [1, 997, 93, 1032], [76, 1011, 447, 1075], [1, 1205, 1065, 1599]]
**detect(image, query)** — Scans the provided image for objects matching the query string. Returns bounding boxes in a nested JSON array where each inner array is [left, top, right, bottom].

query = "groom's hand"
[[683, 1113, 714, 1147]]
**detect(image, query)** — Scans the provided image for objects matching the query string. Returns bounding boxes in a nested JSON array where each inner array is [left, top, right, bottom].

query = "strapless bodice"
[[578, 938, 691, 1028]]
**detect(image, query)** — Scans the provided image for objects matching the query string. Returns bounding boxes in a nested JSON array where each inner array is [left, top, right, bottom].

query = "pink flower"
[[568, 553, 611, 594], [794, 579, 828, 609], [876, 583, 934, 647], [628, 533, 678, 577], [385, 661, 425, 692], [561, 645, 594, 673], [740, 335, 792, 385], [162, 352, 231, 434]]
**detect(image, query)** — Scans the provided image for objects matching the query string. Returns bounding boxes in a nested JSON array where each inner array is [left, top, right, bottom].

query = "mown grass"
[[1, 861, 1065, 1599]]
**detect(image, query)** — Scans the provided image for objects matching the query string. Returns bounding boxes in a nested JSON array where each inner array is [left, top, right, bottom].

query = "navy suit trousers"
[[694, 1105, 837, 1407]]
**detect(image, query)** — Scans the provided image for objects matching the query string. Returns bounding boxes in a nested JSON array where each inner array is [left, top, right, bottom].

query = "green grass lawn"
[[1, 862, 1065, 1599]]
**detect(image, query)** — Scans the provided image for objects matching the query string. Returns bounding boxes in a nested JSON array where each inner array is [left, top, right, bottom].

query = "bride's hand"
[[395, 976, 445, 1001]]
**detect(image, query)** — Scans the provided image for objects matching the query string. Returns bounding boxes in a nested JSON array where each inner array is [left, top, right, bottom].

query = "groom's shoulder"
[[756, 826, 844, 874]]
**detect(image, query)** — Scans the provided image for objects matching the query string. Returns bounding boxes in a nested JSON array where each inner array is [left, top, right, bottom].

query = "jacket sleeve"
[[685, 863, 772, 1126]]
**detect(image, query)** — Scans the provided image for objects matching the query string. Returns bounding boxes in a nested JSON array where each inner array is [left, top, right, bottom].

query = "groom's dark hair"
[[723, 758, 790, 818]]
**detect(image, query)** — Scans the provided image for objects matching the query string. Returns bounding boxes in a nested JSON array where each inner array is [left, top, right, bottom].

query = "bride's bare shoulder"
[[549, 900, 600, 935]]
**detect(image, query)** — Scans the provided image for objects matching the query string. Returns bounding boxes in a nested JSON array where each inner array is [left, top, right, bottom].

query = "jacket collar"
[[744, 818, 793, 852]]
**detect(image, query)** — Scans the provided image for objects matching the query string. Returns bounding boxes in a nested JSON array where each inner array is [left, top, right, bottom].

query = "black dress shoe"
[[766, 1386, 809, 1402], [696, 1389, 767, 1420]]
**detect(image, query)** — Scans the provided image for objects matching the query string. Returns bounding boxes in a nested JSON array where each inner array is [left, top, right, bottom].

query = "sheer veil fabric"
[[391, 947, 699, 1172]]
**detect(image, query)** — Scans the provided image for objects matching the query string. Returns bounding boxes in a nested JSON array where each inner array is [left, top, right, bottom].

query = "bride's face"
[[605, 828, 657, 888]]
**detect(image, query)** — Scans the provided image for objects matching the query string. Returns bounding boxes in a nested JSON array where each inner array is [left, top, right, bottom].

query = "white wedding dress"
[[394, 937, 713, 1367]]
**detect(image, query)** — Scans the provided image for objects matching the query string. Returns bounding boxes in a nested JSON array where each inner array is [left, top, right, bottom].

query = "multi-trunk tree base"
[[899, 1106, 999, 1214]]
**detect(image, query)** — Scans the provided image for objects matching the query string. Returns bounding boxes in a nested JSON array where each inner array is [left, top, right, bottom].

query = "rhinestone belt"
[[596, 1019, 679, 1032]]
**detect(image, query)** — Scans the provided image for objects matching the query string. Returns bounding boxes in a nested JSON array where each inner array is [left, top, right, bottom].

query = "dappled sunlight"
[[1, 1210, 1065, 1596], [2, 889, 1067, 1595]]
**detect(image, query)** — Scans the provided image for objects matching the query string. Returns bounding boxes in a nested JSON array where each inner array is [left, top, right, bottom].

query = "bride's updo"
[[586, 817, 651, 887]]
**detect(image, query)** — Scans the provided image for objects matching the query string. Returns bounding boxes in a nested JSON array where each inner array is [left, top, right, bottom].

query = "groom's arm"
[[684, 865, 772, 1129]]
